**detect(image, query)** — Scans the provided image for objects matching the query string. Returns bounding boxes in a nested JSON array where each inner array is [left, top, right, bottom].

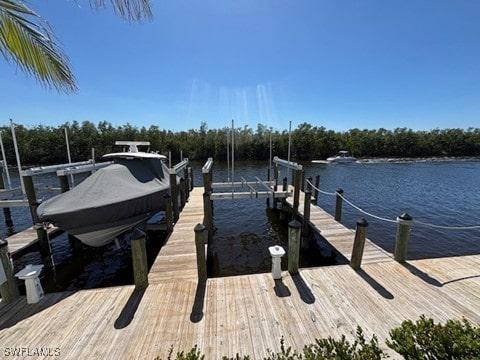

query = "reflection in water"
[[207, 204, 340, 278]]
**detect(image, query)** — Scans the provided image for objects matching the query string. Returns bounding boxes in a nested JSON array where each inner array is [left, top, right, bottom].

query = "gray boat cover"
[[37, 158, 170, 234]]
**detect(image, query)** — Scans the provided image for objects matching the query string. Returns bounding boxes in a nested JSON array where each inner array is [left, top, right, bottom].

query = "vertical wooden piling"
[[203, 192, 213, 243], [313, 175, 320, 204], [164, 194, 174, 232], [274, 163, 279, 190], [301, 170, 305, 191], [350, 218, 368, 270], [169, 172, 180, 221], [131, 229, 148, 290], [306, 176, 312, 192], [188, 166, 194, 189], [179, 178, 186, 209], [194, 223, 207, 282], [202, 163, 213, 194], [0, 240, 20, 303], [334, 189, 344, 222], [293, 169, 302, 215], [282, 177, 288, 192], [288, 220, 301, 274], [302, 191, 312, 238], [58, 175, 70, 193], [0, 174, 14, 233], [394, 213, 413, 263], [23, 175, 51, 258], [183, 166, 190, 199]]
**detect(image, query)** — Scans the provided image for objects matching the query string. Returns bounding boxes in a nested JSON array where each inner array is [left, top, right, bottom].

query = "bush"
[[386, 315, 480, 359], [155, 317, 480, 360]]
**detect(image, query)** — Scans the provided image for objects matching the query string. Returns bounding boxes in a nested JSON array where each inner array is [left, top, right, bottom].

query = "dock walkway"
[[285, 187, 394, 265], [6, 225, 61, 257], [1, 186, 479, 359]]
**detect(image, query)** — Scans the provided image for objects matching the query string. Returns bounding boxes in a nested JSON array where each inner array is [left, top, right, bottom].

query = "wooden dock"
[[285, 187, 395, 265], [6, 225, 61, 257], [1, 186, 480, 359]]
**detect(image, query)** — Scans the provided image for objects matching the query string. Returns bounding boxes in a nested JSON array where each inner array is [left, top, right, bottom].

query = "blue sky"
[[1, 0, 480, 132]]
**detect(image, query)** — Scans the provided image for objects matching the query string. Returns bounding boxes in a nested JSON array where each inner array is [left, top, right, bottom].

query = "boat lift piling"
[[0, 166, 14, 234], [168, 158, 190, 222]]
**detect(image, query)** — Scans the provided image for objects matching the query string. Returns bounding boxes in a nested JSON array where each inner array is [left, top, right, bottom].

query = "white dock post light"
[[268, 245, 285, 280]]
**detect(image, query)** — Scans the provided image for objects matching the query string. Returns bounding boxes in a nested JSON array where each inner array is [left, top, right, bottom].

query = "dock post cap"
[[397, 213, 413, 222], [288, 219, 301, 229], [356, 218, 369, 227], [131, 228, 146, 240], [336, 188, 344, 194], [194, 223, 206, 232]]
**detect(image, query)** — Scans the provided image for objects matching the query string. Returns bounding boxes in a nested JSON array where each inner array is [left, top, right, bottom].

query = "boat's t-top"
[[103, 141, 167, 160], [115, 141, 150, 153]]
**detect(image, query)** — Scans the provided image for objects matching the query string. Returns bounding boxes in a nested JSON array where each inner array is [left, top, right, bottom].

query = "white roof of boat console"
[[103, 141, 167, 160], [103, 152, 167, 160]]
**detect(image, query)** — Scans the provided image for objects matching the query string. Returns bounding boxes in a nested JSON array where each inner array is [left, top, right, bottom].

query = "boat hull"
[[68, 213, 153, 247]]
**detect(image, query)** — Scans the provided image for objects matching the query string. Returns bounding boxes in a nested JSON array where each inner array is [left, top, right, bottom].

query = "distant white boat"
[[326, 151, 357, 163]]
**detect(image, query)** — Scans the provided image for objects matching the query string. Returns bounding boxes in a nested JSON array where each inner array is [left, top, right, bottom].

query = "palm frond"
[[90, 0, 153, 22], [0, 0, 78, 93]]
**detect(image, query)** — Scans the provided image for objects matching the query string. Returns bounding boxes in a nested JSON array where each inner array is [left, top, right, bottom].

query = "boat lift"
[[202, 156, 302, 201]]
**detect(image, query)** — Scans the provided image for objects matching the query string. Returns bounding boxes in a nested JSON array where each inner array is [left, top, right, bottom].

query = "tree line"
[[1, 121, 479, 166]]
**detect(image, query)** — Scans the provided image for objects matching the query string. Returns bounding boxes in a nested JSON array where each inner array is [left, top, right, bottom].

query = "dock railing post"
[[314, 175, 320, 205], [334, 188, 344, 222], [23, 175, 51, 258], [164, 194, 174, 232], [350, 218, 368, 270], [394, 213, 413, 263], [194, 223, 207, 282], [131, 229, 148, 291], [0, 240, 20, 303], [302, 190, 312, 239], [203, 192, 213, 243], [288, 220, 301, 275]]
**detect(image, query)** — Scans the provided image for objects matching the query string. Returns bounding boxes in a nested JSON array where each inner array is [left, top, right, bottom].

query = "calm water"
[[2, 159, 480, 290]]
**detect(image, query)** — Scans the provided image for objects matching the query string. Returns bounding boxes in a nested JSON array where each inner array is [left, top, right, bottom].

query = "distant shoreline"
[[357, 156, 480, 164], [311, 156, 480, 164]]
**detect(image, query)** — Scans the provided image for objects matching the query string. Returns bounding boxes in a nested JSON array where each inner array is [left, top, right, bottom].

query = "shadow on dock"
[[273, 279, 291, 297], [354, 269, 394, 300], [402, 262, 442, 287], [114, 289, 146, 329], [190, 281, 206, 323], [291, 274, 315, 304]]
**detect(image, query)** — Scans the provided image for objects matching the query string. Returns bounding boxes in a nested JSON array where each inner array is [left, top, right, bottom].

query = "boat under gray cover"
[[37, 158, 170, 247]]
